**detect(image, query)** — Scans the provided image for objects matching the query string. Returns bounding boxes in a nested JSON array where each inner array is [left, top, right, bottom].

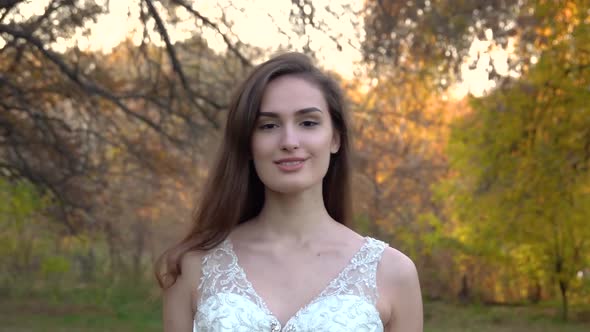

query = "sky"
[[3, 0, 510, 98]]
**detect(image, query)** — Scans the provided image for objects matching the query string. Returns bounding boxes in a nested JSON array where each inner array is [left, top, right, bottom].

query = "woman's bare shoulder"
[[163, 250, 205, 294], [377, 244, 423, 331], [162, 249, 207, 332], [378, 246, 419, 285]]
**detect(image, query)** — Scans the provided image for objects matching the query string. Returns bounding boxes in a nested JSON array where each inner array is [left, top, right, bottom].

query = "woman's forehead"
[[260, 76, 327, 114]]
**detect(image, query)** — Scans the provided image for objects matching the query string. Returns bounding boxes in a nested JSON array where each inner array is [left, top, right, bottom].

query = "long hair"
[[155, 52, 352, 288]]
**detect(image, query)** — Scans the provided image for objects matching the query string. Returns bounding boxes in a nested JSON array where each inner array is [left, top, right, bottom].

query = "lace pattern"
[[197, 239, 268, 310], [195, 237, 387, 332], [311, 237, 386, 305]]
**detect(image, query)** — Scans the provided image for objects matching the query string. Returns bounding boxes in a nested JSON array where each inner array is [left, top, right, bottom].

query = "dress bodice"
[[194, 237, 388, 332]]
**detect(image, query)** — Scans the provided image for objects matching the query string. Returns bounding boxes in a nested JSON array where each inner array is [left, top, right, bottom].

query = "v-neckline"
[[224, 236, 370, 330]]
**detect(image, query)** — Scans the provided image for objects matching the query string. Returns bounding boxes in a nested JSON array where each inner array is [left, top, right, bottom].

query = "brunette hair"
[[155, 52, 352, 288]]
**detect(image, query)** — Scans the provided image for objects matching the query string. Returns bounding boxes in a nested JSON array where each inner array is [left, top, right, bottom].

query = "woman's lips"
[[274, 158, 306, 172]]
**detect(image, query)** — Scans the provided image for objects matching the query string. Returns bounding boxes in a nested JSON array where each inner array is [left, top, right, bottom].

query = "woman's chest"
[[196, 293, 384, 332], [195, 236, 389, 331], [239, 250, 346, 304]]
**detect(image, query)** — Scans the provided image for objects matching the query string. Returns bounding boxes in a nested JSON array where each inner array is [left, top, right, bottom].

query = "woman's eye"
[[301, 121, 319, 127], [259, 123, 278, 130]]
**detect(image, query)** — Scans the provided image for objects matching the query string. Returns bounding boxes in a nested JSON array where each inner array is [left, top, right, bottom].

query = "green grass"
[[424, 301, 589, 332], [0, 279, 161, 332], [1, 283, 588, 332]]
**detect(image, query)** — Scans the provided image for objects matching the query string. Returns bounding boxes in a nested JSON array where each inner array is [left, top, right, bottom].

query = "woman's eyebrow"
[[258, 107, 323, 118]]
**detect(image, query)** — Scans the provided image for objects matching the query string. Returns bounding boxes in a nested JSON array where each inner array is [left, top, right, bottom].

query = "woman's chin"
[[266, 181, 317, 195]]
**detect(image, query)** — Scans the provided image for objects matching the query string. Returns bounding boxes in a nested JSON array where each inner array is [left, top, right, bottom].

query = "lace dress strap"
[[197, 238, 268, 310], [316, 237, 388, 305], [361, 237, 388, 303]]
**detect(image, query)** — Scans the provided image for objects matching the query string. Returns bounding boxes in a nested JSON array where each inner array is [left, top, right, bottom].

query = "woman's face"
[[251, 75, 340, 194]]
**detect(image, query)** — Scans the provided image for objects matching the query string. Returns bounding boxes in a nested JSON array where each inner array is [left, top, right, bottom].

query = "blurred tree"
[[0, 178, 53, 280], [0, 0, 259, 281], [441, 20, 590, 319], [353, 0, 590, 305], [0, 0, 251, 232], [345, 72, 464, 299], [362, 0, 588, 83], [363, 0, 519, 78]]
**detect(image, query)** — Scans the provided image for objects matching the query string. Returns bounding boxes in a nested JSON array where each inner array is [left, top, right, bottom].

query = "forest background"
[[0, 0, 589, 331]]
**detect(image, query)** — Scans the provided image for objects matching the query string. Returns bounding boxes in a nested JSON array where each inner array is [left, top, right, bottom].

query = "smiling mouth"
[[274, 158, 307, 171], [277, 160, 304, 166]]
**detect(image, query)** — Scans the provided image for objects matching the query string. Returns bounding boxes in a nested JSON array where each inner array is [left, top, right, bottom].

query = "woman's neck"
[[253, 185, 335, 242]]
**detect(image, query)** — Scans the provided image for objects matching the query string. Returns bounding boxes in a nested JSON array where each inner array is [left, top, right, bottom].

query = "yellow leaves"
[[557, 1, 581, 25], [533, 0, 587, 49], [374, 171, 386, 185], [441, 12, 590, 305], [538, 26, 553, 38]]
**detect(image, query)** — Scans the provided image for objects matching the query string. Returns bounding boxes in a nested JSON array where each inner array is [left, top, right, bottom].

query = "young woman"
[[156, 52, 423, 332]]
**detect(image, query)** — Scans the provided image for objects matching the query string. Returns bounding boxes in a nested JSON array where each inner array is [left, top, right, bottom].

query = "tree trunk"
[[559, 279, 568, 321], [105, 222, 120, 277], [132, 221, 146, 280], [78, 247, 96, 282], [555, 254, 569, 321], [527, 280, 542, 303], [458, 274, 470, 303]]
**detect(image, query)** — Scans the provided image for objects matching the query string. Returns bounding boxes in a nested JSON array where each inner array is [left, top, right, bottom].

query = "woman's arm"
[[380, 247, 424, 332], [163, 253, 202, 332]]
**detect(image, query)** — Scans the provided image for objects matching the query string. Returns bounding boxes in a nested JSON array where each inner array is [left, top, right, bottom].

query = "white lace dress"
[[193, 236, 388, 332]]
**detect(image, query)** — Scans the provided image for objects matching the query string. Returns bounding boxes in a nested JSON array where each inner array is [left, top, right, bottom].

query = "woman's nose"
[[280, 126, 299, 151]]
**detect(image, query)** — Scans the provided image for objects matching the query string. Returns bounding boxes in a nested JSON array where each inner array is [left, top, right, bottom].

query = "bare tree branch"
[[0, 23, 187, 146], [168, 0, 252, 68], [0, 0, 21, 10]]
